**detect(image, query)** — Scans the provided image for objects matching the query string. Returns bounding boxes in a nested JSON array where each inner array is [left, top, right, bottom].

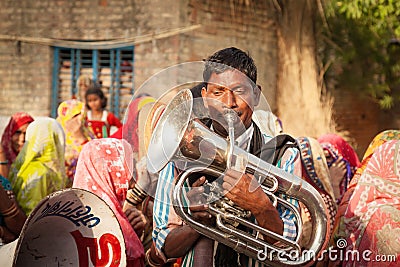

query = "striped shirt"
[[152, 130, 301, 266]]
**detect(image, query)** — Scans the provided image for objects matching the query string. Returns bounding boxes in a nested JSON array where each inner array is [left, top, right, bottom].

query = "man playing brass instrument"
[[151, 47, 302, 266]]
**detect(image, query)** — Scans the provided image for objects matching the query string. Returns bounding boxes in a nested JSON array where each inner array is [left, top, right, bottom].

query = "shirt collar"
[[210, 122, 254, 151], [235, 123, 254, 151]]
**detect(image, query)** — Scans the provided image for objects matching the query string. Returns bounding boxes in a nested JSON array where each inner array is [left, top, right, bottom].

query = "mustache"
[[211, 113, 243, 134], [206, 106, 242, 125], [216, 110, 241, 122]]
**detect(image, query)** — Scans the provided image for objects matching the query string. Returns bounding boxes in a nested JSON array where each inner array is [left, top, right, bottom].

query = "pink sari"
[[73, 138, 144, 267], [331, 130, 400, 246], [343, 140, 400, 266]]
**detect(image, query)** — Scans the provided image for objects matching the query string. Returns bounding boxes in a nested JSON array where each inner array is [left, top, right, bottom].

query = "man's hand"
[[187, 176, 214, 226], [222, 169, 270, 214], [222, 169, 283, 238]]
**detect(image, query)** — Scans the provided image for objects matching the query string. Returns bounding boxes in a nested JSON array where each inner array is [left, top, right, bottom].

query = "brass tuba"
[[147, 89, 329, 266]]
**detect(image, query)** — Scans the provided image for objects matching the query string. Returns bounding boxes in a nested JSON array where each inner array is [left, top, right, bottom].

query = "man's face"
[[201, 70, 260, 137]]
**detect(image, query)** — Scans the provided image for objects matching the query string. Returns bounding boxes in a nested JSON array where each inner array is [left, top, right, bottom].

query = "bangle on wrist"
[[145, 248, 163, 267], [124, 197, 137, 206], [0, 160, 8, 165], [1, 203, 19, 218], [125, 187, 147, 206]]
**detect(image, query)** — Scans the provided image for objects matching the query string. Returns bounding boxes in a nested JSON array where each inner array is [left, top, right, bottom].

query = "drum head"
[[0, 188, 127, 267]]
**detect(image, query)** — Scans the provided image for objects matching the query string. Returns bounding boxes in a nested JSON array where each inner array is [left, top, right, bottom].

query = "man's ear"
[[253, 84, 261, 106], [201, 86, 209, 109]]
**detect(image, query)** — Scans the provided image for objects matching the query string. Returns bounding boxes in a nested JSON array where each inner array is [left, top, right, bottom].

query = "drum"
[[0, 188, 126, 267]]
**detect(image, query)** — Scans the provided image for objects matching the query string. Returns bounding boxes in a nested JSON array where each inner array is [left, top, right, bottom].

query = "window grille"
[[51, 47, 134, 119]]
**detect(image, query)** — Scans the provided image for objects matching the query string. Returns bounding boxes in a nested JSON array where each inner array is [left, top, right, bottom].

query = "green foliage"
[[322, 0, 400, 109]]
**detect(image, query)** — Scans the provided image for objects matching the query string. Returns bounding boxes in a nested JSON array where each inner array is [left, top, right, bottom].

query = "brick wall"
[[0, 40, 52, 117], [331, 89, 400, 158]]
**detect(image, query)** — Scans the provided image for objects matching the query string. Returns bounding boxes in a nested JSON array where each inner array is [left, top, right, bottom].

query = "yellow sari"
[[56, 99, 93, 184], [9, 118, 67, 215]]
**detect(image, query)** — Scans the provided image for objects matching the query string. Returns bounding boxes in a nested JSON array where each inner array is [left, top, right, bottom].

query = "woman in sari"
[[296, 137, 337, 250], [0, 112, 34, 177], [318, 134, 361, 204], [8, 117, 67, 215], [341, 140, 400, 266], [56, 99, 93, 185], [328, 130, 400, 266], [73, 138, 145, 267]]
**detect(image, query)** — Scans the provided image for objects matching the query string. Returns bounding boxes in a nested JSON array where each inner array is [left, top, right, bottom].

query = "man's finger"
[[192, 176, 206, 187], [192, 211, 212, 220], [223, 175, 235, 185], [186, 186, 204, 199], [225, 169, 243, 179], [223, 189, 233, 199], [186, 178, 207, 205], [222, 181, 233, 191], [189, 204, 208, 212]]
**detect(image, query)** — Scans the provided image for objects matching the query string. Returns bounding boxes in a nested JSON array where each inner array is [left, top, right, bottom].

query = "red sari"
[[1, 112, 34, 169], [73, 138, 144, 267]]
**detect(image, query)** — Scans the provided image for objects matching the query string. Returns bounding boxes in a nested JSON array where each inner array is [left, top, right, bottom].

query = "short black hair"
[[190, 82, 207, 99], [203, 47, 257, 85], [189, 82, 208, 118], [85, 84, 107, 110]]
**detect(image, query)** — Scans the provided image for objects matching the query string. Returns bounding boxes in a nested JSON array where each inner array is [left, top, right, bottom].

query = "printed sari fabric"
[[72, 138, 144, 267], [56, 99, 93, 184], [121, 95, 155, 154], [318, 134, 361, 204], [331, 130, 400, 247], [8, 118, 67, 215], [1, 112, 34, 169], [342, 140, 400, 266], [296, 137, 337, 248]]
